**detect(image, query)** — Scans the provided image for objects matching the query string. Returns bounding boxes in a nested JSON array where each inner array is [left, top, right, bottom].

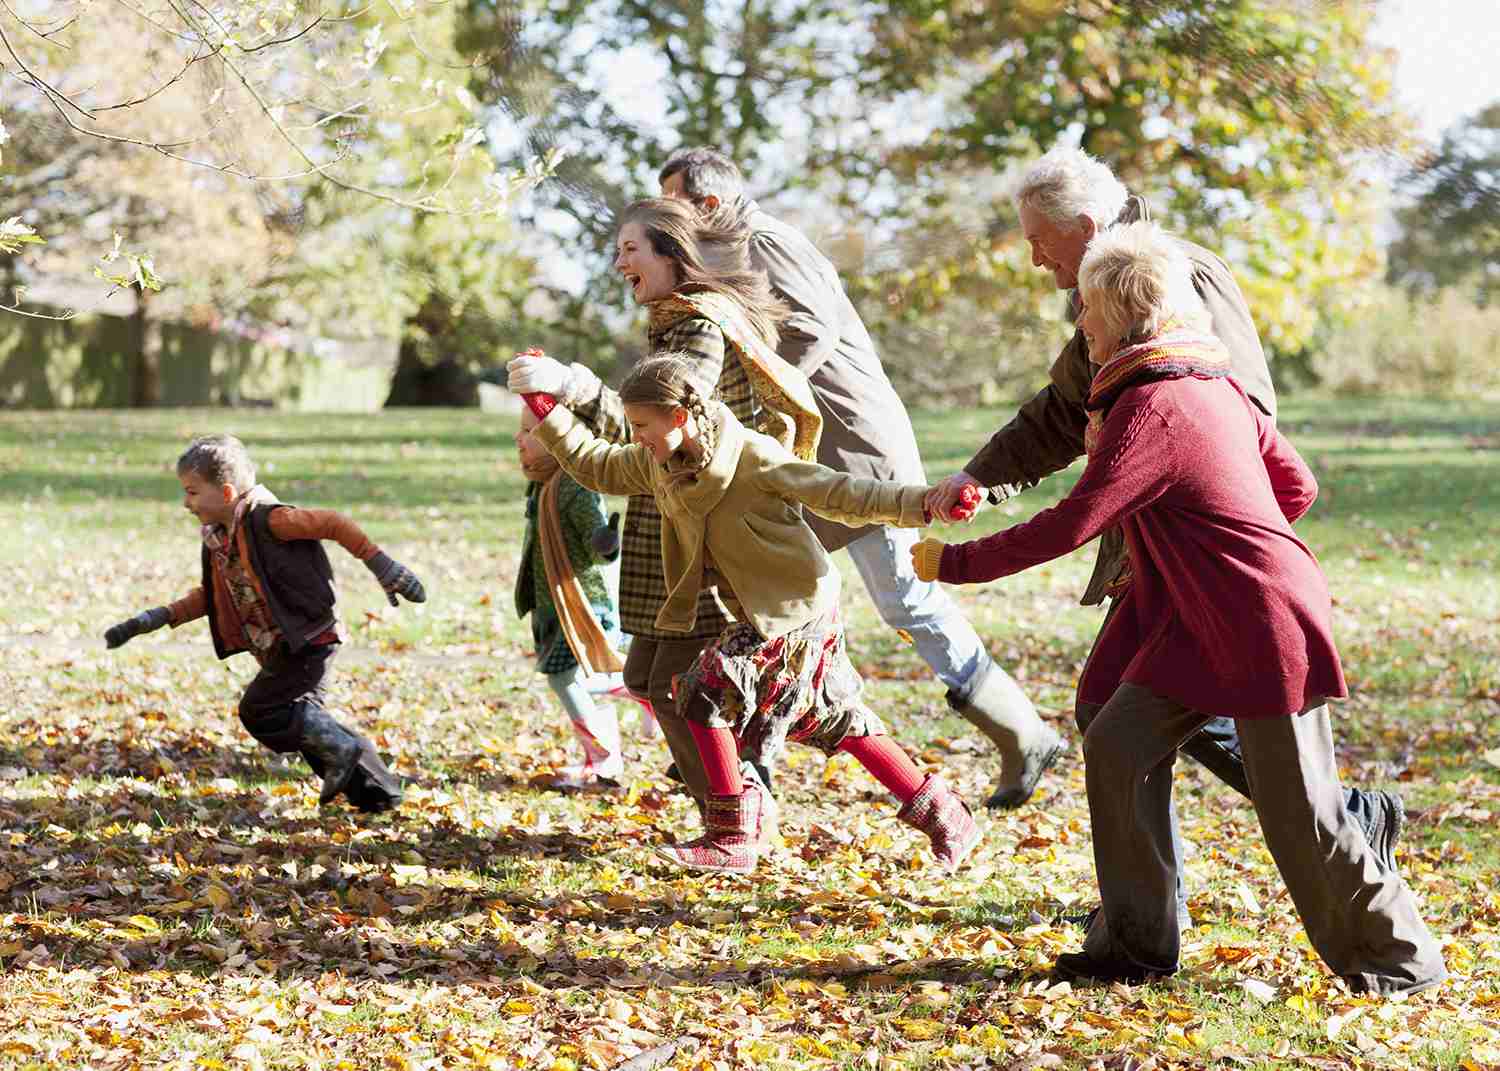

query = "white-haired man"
[[658, 147, 1063, 810], [926, 145, 1404, 930]]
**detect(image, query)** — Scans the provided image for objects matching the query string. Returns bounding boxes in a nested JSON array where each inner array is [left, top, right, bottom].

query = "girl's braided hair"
[[619, 353, 720, 467]]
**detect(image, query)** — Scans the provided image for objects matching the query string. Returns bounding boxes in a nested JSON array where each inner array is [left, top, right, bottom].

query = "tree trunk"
[[384, 340, 480, 407], [128, 287, 162, 407], [383, 292, 478, 407]]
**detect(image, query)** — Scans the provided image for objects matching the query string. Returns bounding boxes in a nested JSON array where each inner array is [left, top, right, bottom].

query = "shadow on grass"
[[0, 724, 1049, 990]]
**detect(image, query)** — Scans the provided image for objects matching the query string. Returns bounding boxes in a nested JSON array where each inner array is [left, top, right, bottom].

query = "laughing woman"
[[506, 199, 819, 817]]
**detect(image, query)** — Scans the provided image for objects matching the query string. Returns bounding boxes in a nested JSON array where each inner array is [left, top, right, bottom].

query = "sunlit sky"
[[1373, 0, 1500, 139]]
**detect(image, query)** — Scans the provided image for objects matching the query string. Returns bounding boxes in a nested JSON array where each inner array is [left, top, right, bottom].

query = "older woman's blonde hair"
[[1077, 221, 1204, 343]]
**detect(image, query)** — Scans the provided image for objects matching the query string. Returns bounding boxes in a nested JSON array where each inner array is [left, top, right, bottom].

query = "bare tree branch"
[[92, 48, 216, 113], [0, 17, 98, 120], [238, 15, 326, 54]]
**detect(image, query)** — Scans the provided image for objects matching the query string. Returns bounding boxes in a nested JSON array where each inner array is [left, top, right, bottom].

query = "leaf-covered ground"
[[0, 399, 1496, 1070]]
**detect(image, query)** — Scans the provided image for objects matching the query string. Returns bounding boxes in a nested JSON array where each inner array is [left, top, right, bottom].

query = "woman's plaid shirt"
[[570, 311, 764, 640]]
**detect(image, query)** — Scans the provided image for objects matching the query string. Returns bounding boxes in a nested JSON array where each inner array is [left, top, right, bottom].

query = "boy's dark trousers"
[[239, 643, 402, 811]]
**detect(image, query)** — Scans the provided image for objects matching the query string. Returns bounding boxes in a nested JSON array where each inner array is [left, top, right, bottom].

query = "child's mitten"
[[591, 512, 621, 560], [521, 392, 556, 421], [104, 606, 171, 649], [909, 539, 947, 584], [365, 552, 428, 606]]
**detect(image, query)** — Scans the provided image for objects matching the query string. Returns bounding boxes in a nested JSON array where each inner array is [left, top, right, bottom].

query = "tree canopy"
[[1387, 102, 1500, 305]]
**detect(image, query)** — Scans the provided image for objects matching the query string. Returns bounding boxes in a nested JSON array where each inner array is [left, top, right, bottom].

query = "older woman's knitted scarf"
[[1084, 322, 1231, 456]]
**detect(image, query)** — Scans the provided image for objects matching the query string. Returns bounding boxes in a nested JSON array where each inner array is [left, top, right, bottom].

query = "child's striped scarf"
[[1084, 323, 1232, 456]]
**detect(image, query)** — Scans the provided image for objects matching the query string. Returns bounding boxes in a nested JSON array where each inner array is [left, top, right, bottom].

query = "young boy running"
[[104, 434, 424, 813]]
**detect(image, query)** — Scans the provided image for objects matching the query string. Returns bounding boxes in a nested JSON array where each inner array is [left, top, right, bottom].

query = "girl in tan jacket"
[[521, 354, 978, 876]]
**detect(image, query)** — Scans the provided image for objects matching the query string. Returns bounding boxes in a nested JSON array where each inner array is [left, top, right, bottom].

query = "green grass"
[[0, 398, 1496, 1069]]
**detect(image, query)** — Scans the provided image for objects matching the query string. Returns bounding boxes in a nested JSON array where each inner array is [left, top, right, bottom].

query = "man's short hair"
[[658, 148, 746, 204], [1078, 221, 1202, 342], [177, 433, 256, 491], [1015, 145, 1130, 231]]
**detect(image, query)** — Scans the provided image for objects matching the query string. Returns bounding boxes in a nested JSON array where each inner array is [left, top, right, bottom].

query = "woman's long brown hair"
[[618, 197, 788, 349]]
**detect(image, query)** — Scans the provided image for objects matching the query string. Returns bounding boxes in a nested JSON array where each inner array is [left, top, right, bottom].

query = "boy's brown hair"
[[177, 434, 256, 491]]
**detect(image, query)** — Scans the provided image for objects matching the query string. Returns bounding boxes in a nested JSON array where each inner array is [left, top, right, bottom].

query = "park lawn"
[[0, 398, 1495, 1071]]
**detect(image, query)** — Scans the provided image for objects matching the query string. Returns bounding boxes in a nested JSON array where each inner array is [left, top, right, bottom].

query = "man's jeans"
[[845, 524, 986, 693]]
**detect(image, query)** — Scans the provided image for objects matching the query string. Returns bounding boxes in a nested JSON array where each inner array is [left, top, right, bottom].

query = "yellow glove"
[[909, 537, 947, 583]]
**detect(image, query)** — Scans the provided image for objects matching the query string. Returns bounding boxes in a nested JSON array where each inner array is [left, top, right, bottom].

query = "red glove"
[[522, 392, 556, 421], [951, 483, 982, 521], [923, 483, 982, 524]]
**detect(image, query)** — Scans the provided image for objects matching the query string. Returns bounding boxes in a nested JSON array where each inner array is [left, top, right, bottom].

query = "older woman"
[[908, 221, 1446, 994], [507, 198, 817, 816]]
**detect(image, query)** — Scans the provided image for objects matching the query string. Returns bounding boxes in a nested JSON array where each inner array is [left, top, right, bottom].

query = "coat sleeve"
[[1191, 246, 1276, 420], [963, 325, 1092, 492], [568, 368, 631, 444], [757, 448, 929, 529], [572, 316, 730, 444], [1254, 405, 1318, 524], [750, 230, 840, 380], [941, 393, 1174, 584], [560, 480, 618, 565], [168, 587, 207, 627], [267, 507, 379, 559], [532, 405, 656, 498]]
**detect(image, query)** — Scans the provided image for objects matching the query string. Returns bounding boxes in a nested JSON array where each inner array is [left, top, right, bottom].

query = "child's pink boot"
[[898, 774, 980, 872], [655, 782, 766, 875]]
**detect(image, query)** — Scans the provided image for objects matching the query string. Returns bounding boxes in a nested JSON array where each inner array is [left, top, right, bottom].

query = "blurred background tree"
[[0, 0, 547, 404], [5, 0, 1496, 406], [1387, 102, 1500, 305], [460, 0, 1423, 401]]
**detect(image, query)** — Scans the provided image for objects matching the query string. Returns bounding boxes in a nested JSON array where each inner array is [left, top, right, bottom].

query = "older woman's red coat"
[[939, 375, 1347, 718]]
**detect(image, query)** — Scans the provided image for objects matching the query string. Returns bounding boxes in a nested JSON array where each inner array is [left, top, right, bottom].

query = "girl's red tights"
[[688, 722, 743, 796], [838, 734, 926, 802], [689, 722, 924, 804]]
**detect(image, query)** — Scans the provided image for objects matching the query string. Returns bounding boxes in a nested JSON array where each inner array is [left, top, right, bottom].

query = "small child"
[[520, 354, 979, 876], [104, 434, 423, 813], [515, 404, 633, 788]]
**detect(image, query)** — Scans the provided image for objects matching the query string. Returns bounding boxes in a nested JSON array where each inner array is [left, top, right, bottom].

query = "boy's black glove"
[[365, 551, 427, 606], [104, 606, 172, 649], [590, 512, 621, 560]]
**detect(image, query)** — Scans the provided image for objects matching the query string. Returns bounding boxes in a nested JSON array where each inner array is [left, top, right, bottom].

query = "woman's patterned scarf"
[[647, 289, 823, 461], [1084, 322, 1232, 456]]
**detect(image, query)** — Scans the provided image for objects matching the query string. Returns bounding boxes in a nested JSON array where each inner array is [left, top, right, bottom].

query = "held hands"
[[365, 551, 428, 607], [924, 472, 984, 524], [104, 606, 172, 649], [921, 482, 981, 525], [590, 512, 621, 560]]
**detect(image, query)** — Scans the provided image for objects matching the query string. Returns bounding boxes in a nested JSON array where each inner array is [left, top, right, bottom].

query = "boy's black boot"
[[295, 700, 404, 813], [297, 703, 364, 805]]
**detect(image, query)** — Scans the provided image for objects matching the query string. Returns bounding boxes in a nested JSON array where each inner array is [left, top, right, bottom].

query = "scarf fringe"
[[1084, 326, 1232, 457]]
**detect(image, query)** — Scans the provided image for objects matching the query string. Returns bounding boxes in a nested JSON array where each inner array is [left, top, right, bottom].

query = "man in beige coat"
[[660, 148, 1063, 809], [926, 145, 1405, 927]]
